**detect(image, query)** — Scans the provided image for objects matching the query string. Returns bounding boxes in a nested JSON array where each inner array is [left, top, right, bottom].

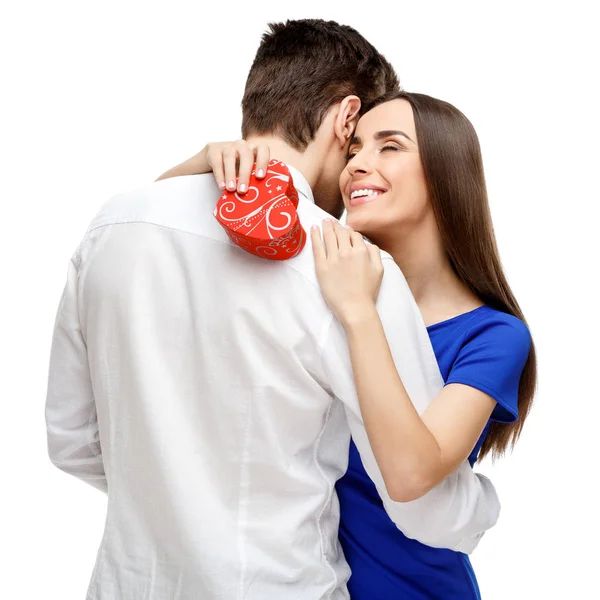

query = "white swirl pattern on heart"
[[215, 160, 299, 240]]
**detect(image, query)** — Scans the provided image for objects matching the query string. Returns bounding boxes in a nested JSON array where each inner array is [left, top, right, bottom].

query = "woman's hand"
[[311, 220, 384, 326], [156, 140, 272, 194], [204, 140, 271, 193]]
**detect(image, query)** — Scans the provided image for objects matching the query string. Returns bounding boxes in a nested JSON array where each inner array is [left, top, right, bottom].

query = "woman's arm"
[[156, 151, 210, 182], [156, 141, 271, 194], [344, 307, 495, 501], [311, 221, 496, 502]]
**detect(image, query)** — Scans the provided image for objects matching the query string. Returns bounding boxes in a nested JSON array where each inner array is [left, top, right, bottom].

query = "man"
[[46, 19, 499, 600]]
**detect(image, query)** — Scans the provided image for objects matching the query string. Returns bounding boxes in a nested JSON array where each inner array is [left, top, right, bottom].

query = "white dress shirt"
[[46, 167, 500, 600]]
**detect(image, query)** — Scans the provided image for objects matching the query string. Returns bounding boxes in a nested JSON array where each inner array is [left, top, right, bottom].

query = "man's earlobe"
[[339, 125, 353, 148]]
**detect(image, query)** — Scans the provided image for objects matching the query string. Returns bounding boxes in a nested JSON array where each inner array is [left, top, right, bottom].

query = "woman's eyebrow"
[[374, 129, 415, 143]]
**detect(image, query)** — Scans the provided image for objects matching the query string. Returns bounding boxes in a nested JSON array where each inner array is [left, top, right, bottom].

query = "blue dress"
[[337, 305, 531, 599]]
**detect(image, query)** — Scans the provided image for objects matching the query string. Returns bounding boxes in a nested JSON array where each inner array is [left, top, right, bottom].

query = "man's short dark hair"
[[242, 19, 400, 151]]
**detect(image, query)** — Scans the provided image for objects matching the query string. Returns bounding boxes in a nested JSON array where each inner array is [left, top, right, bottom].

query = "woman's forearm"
[[342, 305, 444, 501], [156, 150, 209, 181]]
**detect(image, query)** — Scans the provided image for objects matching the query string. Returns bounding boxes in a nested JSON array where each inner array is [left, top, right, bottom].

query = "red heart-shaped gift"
[[213, 159, 307, 260]]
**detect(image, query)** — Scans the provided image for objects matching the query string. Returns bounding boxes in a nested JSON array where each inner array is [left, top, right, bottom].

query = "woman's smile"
[[348, 183, 388, 207]]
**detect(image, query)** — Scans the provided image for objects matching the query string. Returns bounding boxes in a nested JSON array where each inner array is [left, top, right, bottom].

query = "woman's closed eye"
[[346, 144, 403, 162], [378, 144, 402, 155]]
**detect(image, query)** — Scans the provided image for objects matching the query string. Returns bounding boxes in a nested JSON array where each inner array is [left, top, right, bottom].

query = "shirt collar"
[[286, 164, 315, 205]]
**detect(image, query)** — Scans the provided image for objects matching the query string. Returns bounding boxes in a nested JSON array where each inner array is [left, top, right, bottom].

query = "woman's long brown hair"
[[371, 92, 537, 460]]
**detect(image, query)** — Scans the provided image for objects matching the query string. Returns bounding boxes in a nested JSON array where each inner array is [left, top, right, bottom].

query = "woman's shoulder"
[[463, 305, 531, 352], [447, 306, 532, 423]]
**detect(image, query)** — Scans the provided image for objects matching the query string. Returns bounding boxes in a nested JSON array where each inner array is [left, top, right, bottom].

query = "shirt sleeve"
[[45, 258, 107, 493], [320, 256, 500, 554], [446, 315, 531, 423]]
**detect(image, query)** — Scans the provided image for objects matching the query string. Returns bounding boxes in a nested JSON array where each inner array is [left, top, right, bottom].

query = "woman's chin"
[[346, 219, 389, 246], [346, 214, 372, 235], [344, 211, 359, 228]]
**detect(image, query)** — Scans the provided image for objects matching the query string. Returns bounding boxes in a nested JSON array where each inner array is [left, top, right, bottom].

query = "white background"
[[1, 1, 598, 598]]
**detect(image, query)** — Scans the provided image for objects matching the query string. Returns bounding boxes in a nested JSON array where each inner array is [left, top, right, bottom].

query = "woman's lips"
[[348, 191, 386, 207]]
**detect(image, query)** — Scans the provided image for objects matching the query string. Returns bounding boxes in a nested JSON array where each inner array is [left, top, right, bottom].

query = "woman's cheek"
[[339, 172, 350, 194]]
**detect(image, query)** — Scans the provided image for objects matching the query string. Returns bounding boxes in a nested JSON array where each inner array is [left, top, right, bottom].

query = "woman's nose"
[[347, 158, 370, 176]]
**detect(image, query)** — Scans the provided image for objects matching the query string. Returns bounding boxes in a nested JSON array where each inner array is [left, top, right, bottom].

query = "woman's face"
[[340, 99, 431, 240]]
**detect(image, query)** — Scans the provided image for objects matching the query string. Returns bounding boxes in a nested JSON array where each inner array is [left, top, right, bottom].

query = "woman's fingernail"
[[239, 184, 247, 193], [256, 169, 265, 178], [219, 181, 226, 189], [227, 180, 235, 190], [311, 225, 319, 231]]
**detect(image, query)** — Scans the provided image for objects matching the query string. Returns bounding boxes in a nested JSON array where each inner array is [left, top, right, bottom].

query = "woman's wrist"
[[338, 302, 379, 330]]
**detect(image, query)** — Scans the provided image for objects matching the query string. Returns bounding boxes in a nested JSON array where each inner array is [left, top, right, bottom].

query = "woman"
[[159, 92, 537, 599]]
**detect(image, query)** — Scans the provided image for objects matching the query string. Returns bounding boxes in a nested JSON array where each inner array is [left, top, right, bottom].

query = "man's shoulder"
[[88, 174, 220, 235], [296, 196, 331, 225], [288, 200, 399, 293]]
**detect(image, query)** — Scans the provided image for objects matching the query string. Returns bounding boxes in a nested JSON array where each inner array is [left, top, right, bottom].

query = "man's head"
[[242, 19, 399, 217]]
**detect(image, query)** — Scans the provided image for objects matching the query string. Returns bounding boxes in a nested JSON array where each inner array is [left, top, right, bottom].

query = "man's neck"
[[245, 135, 321, 190]]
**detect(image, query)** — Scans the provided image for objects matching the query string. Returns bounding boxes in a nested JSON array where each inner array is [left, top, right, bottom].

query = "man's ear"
[[334, 95, 361, 146]]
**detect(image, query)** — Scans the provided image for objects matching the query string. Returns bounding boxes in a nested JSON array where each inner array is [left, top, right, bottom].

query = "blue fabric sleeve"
[[445, 315, 531, 423]]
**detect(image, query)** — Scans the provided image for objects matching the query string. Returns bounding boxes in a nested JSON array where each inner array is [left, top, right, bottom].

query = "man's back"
[[50, 173, 356, 599], [46, 171, 499, 600]]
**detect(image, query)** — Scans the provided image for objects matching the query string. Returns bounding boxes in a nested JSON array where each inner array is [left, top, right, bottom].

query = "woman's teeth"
[[349, 189, 384, 204]]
